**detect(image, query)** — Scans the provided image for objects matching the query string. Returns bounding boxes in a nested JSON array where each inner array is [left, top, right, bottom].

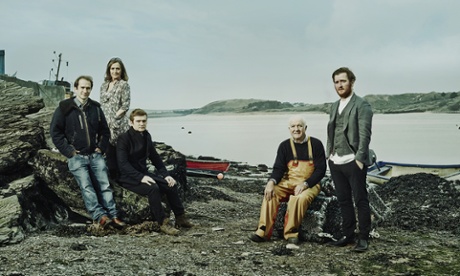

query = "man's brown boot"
[[160, 219, 180, 236], [175, 215, 193, 228]]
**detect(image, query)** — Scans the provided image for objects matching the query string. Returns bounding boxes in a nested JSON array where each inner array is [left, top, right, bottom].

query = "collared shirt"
[[293, 135, 308, 144], [74, 98, 88, 109]]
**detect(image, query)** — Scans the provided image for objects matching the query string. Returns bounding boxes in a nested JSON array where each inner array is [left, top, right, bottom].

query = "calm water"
[[148, 113, 460, 166]]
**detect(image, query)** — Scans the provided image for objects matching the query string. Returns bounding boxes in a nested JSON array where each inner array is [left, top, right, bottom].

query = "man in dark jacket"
[[117, 108, 192, 235], [327, 67, 373, 252], [50, 75, 125, 229]]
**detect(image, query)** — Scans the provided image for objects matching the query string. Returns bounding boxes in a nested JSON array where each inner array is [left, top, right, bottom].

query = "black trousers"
[[105, 143, 118, 178], [329, 160, 371, 240], [120, 174, 185, 224]]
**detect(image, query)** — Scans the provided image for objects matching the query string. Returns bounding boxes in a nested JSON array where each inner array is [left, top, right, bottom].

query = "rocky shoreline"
[[1, 173, 460, 275]]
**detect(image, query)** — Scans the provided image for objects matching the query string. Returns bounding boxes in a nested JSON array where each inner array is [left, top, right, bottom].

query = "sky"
[[2, 0, 460, 110]]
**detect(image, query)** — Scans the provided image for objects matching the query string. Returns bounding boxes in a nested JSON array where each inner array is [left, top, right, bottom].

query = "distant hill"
[[193, 99, 296, 114], [364, 92, 460, 113], [147, 91, 460, 116]]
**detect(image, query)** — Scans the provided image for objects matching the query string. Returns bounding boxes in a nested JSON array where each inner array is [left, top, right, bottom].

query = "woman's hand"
[[116, 109, 126, 118]]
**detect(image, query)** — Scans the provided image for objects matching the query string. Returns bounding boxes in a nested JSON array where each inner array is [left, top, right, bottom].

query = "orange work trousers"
[[255, 160, 320, 240]]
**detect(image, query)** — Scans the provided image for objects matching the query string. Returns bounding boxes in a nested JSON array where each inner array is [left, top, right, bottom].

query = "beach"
[[1, 173, 459, 276]]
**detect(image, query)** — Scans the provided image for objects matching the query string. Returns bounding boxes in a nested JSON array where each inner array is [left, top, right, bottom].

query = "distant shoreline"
[[145, 93, 460, 116], [146, 109, 449, 119]]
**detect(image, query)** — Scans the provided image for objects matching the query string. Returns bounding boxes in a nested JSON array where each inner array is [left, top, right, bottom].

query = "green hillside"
[[193, 99, 295, 114], [147, 91, 460, 116], [364, 92, 460, 113]]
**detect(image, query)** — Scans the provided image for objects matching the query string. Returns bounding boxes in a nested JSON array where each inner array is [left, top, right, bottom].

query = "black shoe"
[[328, 236, 355, 247], [353, 239, 369, 252], [248, 233, 266, 243], [287, 237, 299, 245]]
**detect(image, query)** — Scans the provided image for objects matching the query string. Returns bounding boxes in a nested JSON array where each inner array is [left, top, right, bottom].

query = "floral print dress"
[[100, 79, 131, 145]]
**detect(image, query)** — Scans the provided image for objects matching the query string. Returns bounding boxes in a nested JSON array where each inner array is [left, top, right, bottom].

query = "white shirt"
[[330, 92, 355, 164]]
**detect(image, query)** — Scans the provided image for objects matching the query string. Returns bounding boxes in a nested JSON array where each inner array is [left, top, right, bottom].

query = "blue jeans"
[[68, 152, 118, 221]]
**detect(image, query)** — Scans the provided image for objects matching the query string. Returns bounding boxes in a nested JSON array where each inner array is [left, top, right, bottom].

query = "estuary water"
[[148, 113, 460, 166]]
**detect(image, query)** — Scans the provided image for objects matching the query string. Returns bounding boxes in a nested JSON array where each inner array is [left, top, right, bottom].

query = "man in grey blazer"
[[326, 67, 373, 252]]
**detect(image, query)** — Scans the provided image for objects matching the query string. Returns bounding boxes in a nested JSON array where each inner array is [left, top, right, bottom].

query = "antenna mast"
[[51, 51, 69, 81]]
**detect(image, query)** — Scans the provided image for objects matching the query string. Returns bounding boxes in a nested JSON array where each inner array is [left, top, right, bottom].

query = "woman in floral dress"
[[100, 57, 131, 179]]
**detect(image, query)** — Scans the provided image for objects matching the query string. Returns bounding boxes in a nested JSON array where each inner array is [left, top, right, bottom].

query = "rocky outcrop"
[[0, 80, 46, 178], [0, 174, 70, 246], [0, 77, 188, 245], [0, 79, 67, 245], [31, 147, 187, 224]]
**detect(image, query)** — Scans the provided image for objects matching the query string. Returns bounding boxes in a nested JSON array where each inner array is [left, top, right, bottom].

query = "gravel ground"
[[1, 175, 459, 276]]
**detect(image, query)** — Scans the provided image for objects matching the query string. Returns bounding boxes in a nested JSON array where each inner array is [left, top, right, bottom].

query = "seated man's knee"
[[148, 183, 160, 193]]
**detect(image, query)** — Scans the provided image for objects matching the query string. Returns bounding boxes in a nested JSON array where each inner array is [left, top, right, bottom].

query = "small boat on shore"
[[367, 161, 460, 184], [186, 159, 230, 172], [186, 159, 230, 178]]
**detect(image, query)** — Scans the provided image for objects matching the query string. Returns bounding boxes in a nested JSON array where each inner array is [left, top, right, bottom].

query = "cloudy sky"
[[2, 0, 459, 110]]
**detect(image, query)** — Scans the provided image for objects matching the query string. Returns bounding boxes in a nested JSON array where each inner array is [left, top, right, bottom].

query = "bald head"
[[288, 115, 307, 142], [288, 115, 306, 127]]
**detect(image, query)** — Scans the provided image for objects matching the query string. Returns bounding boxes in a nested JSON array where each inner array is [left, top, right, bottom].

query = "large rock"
[[0, 194, 23, 245], [0, 80, 46, 175], [0, 175, 68, 246], [31, 148, 188, 224]]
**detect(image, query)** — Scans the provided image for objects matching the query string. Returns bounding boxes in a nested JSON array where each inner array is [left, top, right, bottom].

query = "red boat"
[[186, 159, 230, 172]]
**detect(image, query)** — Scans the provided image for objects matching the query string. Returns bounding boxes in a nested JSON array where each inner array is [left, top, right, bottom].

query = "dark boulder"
[[0, 175, 69, 246], [0, 80, 46, 175]]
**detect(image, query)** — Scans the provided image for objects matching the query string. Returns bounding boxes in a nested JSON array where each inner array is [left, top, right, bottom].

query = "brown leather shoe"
[[160, 219, 180, 236], [99, 215, 112, 229], [175, 215, 193, 228], [112, 217, 127, 230]]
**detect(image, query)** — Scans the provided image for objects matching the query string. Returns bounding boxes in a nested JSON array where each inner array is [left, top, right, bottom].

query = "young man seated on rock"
[[116, 108, 192, 235], [249, 115, 326, 245]]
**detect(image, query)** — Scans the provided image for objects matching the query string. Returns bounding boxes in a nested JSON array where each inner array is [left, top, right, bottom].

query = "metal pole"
[[0, 50, 5, 75], [55, 53, 62, 81]]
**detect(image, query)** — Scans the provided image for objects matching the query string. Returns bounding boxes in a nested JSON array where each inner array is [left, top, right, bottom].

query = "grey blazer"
[[326, 93, 373, 166]]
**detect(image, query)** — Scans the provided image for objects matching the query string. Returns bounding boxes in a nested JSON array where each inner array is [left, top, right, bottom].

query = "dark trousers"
[[120, 174, 185, 224], [106, 143, 118, 179], [329, 160, 371, 240]]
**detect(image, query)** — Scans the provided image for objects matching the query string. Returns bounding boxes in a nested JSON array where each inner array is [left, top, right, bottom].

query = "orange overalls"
[[255, 137, 321, 240]]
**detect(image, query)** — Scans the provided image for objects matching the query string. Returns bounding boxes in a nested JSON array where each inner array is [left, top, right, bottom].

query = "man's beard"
[[338, 88, 352, 98]]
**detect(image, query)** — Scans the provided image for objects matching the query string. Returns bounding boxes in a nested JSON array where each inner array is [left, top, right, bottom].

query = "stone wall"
[[0, 75, 65, 108]]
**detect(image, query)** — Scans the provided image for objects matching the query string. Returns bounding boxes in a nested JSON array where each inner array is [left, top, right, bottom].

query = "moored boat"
[[186, 159, 230, 172], [186, 159, 230, 178], [367, 161, 460, 184]]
